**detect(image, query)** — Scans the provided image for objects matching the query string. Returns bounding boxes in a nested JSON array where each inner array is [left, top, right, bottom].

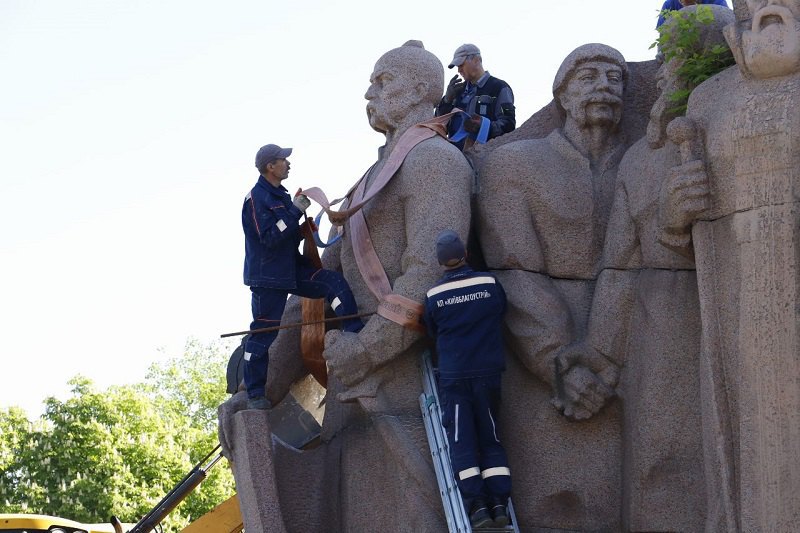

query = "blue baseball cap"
[[448, 43, 481, 69], [436, 230, 466, 266], [255, 144, 292, 169]]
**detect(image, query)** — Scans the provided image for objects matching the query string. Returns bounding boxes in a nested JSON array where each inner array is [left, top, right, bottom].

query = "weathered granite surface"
[[220, 40, 473, 533], [468, 59, 659, 173], [316, 41, 472, 531], [659, 0, 800, 530], [589, 7, 733, 531], [476, 43, 633, 532], [218, 2, 800, 529]]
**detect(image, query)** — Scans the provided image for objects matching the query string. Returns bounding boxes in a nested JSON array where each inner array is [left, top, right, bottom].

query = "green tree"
[[0, 406, 33, 512], [0, 339, 237, 532]]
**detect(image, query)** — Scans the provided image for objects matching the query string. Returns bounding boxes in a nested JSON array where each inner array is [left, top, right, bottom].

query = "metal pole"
[[220, 312, 375, 338], [126, 445, 223, 533]]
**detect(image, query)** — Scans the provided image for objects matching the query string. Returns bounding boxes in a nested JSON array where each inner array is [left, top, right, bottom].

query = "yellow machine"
[[0, 445, 242, 533], [0, 513, 131, 533], [179, 496, 242, 533], [0, 507, 242, 533]]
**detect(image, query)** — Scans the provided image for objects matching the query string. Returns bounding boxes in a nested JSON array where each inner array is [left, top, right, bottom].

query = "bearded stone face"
[[740, 0, 800, 78], [558, 60, 625, 130]]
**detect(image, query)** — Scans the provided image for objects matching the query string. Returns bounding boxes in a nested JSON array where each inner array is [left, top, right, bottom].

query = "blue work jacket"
[[435, 71, 516, 142], [656, 0, 729, 27], [423, 265, 507, 379], [242, 176, 306, 289]]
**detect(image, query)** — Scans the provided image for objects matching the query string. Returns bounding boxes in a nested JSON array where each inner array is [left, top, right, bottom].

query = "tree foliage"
[[0, 339, 236, 532], [651, 5, 735, 114]]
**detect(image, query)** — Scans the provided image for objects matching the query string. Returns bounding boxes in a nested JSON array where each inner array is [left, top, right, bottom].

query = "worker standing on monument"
[[241, 143, 363, 410], [423, 230, 512, 529], [656, 0, 729, 27], [435, 43, 516, 149]]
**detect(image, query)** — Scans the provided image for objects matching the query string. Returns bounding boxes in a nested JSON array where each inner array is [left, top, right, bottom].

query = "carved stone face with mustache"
[[558, 60, 625, 130], [738, 0, 800, 78]]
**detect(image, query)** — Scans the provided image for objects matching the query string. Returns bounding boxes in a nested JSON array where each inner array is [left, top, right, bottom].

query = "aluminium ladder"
[[419, 351, 520, 533]]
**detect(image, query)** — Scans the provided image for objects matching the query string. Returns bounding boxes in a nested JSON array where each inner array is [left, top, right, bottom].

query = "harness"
[[298, 113, 457, 384], [299, 214, 328, 387]]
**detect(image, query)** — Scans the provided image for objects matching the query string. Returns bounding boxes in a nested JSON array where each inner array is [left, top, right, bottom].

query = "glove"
[[293, 193, 311, 212], [464, 113, 483, 134], [444, 74, 466, 104]]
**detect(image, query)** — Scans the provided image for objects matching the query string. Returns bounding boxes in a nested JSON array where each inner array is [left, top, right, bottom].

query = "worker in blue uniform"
[[423, 230, 512, 529], [242, 143, 363, 410], [656, 0, 729, 27], [435, 44, 515, 150]]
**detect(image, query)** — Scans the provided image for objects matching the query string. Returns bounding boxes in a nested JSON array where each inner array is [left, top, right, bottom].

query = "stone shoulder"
[[407, 135, 471, 164], [485, 137, 551, 163], [480, 137, 558, 193], [686, 65, 739, 120], [403, 135, 473, 185], [617, 137, 650, 188]]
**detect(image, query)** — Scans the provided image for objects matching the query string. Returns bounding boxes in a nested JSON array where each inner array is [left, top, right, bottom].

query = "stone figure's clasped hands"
[[552, 366, 616, 421], [549, 342, 618, 421]]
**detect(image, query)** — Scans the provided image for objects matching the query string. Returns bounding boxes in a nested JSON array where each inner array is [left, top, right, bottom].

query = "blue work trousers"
[[244, 263, 361, 398], [439, 374, 511, 509]]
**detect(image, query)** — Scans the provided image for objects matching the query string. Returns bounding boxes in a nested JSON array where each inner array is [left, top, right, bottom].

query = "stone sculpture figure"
[[476, 44, 628, 530], [219, 40, 473, 533], [659, 0, 800, 530], [316, 40, 473, 531], [587, 6, 734, 531]]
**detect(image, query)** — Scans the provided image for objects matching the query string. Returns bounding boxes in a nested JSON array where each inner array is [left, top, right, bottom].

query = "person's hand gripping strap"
[[449, 111, 490, 144]]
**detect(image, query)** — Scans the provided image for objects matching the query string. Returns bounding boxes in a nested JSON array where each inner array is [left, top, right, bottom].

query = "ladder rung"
[[419, 351, 521, 533]]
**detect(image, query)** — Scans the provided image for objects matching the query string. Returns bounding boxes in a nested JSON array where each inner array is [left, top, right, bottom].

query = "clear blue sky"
[[0, 0, 662, 417]]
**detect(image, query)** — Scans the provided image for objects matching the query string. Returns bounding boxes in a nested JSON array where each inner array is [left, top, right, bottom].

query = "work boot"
[[246, 396, 272, 410], [469, 499, 493, 529], [491, 499, 509, 527]]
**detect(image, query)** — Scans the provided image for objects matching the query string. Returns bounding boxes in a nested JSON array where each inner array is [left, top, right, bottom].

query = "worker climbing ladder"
[[419, 351, 520, 533]]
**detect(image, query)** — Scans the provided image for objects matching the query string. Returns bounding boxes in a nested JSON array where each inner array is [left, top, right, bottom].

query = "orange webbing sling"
[[299, 113, 456, 384], [299, 217, 328, 387], [302, 112, 454, 226]]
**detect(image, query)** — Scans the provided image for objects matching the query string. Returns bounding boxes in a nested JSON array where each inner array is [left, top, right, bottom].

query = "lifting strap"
[[297, 113, 456, 374], [304, 113, 457, 333], [301, 112, 454, 224], [299, 217, 328, 387], [349, 170, 426, 332]]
